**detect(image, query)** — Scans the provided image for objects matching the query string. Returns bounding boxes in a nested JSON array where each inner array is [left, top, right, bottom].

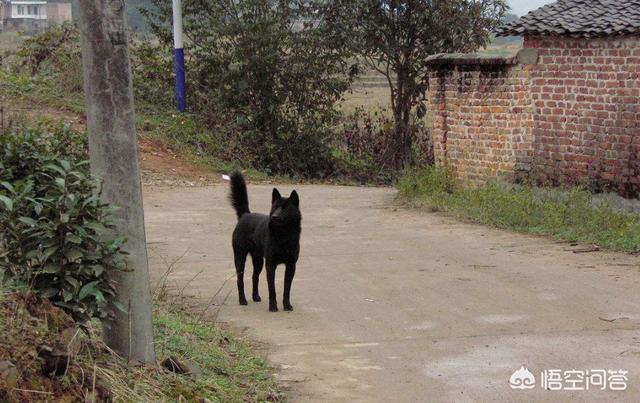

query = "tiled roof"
[[496, 0, 640, 38]]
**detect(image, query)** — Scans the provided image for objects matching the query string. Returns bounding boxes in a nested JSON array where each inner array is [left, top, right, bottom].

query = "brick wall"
[[428, 64, 534, 185], [427, 36, 640, 197], [526, 36, 640, 196]]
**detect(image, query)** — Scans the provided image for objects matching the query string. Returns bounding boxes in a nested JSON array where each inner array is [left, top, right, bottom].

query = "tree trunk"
[[391, 74, 414, 170], [78, 0, 156, 364]]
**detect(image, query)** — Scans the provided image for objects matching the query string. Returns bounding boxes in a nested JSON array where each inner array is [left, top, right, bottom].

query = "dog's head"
[[269, 188, 301, 228]]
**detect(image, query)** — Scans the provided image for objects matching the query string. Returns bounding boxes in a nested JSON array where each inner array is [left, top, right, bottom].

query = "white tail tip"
[[221, 174, 231, 181]]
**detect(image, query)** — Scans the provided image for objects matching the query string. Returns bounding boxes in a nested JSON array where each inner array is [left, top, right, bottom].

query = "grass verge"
[[397, 166, 640, 252], [0, 283, 281, 402]]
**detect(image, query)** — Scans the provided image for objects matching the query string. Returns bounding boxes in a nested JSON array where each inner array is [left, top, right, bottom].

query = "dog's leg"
[[283, 262, 296, 311], [251, 254, 263, 302], [235, 253, 248, 305], [266, 262, 278, 312]]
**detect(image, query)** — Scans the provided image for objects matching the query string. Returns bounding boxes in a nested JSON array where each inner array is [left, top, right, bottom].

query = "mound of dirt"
[[0, 293, 110, 402]]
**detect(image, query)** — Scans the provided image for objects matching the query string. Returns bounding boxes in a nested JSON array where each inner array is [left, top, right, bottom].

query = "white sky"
[[508, 0, 555, 16]]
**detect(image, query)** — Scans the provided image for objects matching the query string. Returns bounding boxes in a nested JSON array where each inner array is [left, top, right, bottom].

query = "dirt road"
[[144, 183, 640, 402]]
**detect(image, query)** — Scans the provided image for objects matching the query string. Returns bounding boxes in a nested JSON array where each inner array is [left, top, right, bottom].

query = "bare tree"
[[77, 0, 156, 364]]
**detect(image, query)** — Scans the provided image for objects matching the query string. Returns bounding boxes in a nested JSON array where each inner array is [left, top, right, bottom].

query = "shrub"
[[142, 0, 356, 177], [130, 36, 175, 110], [334, 108, 433, 182], [0, 123, 126, 323], [14, 22, 83, 93]]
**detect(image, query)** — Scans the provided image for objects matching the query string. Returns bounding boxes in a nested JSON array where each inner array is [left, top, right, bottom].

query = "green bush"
[[15, 22, 83, 93], [142, 0, 356, 177], [130, 36, 175, 110], [0, 123, 127, 323]]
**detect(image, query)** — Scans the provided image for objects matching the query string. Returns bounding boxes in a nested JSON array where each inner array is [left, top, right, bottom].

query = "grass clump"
[[398, 166, 640, 252]]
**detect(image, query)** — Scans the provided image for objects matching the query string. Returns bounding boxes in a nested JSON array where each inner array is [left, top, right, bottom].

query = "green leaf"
[[1, 181, 14, 193], [65, 234, 82, 244], [91, 265, 105, 276], [65, 248, 83, 262], [44, 164, 66, 176], [94, 289, 105, 303], [41, 239, 57, 248], [55, 177, 66, 189], [60, 213, 70, 223], [63, 289, 74, 302], [42, 264, 61, 274], [0, 195, 13, 211], [85, 222, 106, 234], [78, 281, 99, 300], [60, 160, 71, 171], [112, 237, 127, 248], [18, 216, 37, 226], [42, 246, 58, 261], [65, 276, 80, 290], [112, 301, 127, 313]]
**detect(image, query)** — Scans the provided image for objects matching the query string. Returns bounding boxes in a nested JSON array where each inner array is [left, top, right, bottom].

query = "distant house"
[[0, 0, 72, 33]]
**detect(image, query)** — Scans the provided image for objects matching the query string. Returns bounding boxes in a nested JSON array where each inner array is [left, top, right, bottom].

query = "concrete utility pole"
[[78, 0, 156, 364]]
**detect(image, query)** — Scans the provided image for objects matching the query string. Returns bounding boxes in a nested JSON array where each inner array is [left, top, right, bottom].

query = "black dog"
[[229, 172, 301, 312]]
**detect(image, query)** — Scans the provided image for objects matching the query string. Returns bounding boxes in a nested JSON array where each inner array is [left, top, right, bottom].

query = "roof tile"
[[496, 0, 640, 37]]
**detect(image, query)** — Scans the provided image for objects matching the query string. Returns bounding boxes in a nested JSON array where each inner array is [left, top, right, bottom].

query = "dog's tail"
[[229, 171, 250, 219]]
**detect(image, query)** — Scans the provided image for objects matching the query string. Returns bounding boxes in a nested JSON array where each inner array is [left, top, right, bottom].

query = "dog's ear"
[[289, 190, 299, 207], [272, 188, 282, 203]]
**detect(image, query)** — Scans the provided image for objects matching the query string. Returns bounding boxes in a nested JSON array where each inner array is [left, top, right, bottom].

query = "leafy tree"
[[320, 0, 508, 169], [142, 0, 356, 176]]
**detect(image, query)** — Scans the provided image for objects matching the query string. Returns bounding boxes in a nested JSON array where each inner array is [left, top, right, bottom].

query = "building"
[[426, 0, 640, 197], [0, 0, 71, 33]]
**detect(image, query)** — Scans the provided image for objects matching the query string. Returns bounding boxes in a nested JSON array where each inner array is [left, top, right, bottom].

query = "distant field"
[[341, 72, 391, 111], [341, 41, 523, 110]]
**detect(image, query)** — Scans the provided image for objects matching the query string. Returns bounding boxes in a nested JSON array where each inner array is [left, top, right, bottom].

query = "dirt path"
[[145, 183, 640, 402]]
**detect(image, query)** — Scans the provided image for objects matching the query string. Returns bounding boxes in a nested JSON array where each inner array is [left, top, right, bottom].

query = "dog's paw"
[[239, 299, 248, 306], [283, 304, 294, 311], [253, 295, 262, 302], [269, 305, 278, 312]]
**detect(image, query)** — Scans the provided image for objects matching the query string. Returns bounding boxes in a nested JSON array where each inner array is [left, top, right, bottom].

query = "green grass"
[[133, 295, 281, 402], [397, 166, 640, 252]]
